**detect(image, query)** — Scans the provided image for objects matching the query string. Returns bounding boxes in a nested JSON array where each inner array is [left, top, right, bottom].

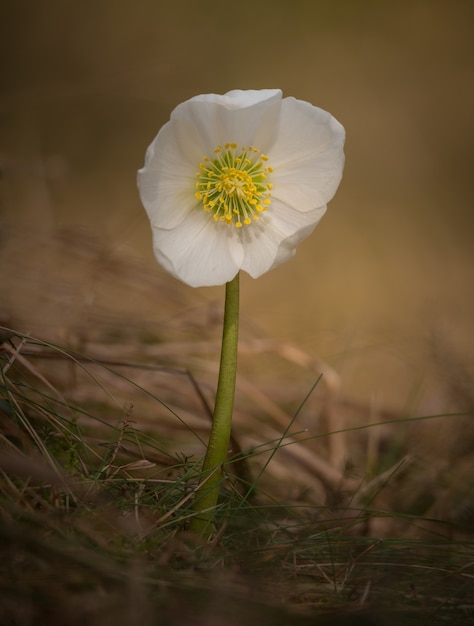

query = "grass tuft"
[[1, 325, 473, 624]]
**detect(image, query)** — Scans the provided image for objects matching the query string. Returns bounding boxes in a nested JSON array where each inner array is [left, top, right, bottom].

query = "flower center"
[[195, 143, 273, 228]]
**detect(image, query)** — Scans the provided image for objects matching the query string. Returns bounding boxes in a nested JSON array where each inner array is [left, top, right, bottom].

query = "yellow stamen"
[[196, 143, 274, 228]]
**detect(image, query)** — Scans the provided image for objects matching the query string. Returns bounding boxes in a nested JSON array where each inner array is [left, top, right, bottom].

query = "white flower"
[[138, 89, 345, 288]]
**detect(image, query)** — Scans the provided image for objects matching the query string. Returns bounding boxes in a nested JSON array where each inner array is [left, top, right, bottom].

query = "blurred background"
[[1, 0, 473, 413]]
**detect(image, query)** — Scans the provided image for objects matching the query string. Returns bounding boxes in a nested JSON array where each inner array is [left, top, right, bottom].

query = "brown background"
[[1, 0, 473, 411]]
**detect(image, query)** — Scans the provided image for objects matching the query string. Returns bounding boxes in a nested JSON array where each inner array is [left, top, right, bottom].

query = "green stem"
[[189, 272, 240, 537]]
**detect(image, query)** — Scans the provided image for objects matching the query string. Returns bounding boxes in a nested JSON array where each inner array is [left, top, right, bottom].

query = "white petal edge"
[[268, 97, 345, 211], [188, 89, 282, 109], [150, 210, 245, 287], [138, 123, 199, 231], [170, 89, 283, 161], [240, 199, 326, 278]]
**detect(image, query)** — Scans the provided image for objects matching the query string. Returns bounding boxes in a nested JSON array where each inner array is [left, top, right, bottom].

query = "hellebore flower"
[[138, 89, 345, 287]]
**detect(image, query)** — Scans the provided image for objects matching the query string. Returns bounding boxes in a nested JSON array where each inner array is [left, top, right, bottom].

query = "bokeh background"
[[1, 0, 473, 413]]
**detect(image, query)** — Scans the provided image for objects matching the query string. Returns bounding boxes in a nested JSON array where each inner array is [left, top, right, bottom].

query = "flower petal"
[[137, 122, 198, 230], [171, 89, 283, 157], [150, 211, 245, 288], [269, 97, 345, 211], [240, 199, 325, 278]]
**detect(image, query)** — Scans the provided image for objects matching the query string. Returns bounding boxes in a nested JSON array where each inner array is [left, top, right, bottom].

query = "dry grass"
[[1, 232, 473, 624]]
